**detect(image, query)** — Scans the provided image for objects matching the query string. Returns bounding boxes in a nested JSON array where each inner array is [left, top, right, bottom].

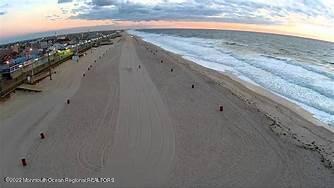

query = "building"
[[10, 44, 19, 53], [40, 41, 48, 49], [56, 36, 71, 44], [48, 43, 66, 51], [0, 48, 13, 64]]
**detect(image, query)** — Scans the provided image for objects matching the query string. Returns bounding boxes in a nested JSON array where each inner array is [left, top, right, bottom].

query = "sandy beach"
[[0, 33, 333, 188]]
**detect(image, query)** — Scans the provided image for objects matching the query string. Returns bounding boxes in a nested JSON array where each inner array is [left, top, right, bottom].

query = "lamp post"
[[48, 50, 52, 80], [29, 48, 34, 83]]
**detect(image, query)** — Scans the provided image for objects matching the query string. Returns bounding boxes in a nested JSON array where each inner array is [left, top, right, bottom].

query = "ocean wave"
[[129, 30, 334, 126], [236, 55, 334, 99], [223, 41, 248, 47], [260, 54, 291, 61], [322, 60, 334, 64]]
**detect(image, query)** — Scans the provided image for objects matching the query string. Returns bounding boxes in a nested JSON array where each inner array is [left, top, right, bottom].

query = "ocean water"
[[128, 29, 334, 128]]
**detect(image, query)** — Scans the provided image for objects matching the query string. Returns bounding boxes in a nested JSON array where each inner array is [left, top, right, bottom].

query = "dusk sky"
[[0, 0, 334, 43]]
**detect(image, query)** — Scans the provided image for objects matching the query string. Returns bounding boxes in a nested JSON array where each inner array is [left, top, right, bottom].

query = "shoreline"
[[132, 34, 334, 168], [1, 34, 333, 187], [136, 35, 333, 133], [219, 70, 334, 133]]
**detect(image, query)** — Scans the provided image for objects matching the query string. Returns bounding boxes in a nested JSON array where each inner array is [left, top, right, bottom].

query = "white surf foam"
[[129, 30, 334, 127]]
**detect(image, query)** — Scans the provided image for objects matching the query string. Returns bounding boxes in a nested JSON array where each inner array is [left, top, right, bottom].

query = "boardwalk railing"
[[0, 45, 91, 98]]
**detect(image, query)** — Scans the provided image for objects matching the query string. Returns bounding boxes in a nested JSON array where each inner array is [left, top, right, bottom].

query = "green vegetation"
[[56, 49, 74, 58]]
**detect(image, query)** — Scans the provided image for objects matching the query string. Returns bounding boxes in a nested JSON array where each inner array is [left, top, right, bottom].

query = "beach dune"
[[0, 33, 333, 188]]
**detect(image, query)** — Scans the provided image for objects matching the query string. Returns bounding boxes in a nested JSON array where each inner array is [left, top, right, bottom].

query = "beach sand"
[[0, 33, 333, 188]]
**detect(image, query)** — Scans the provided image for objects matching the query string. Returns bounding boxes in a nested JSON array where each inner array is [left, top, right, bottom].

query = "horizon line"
[[1, 26, 334, 46]]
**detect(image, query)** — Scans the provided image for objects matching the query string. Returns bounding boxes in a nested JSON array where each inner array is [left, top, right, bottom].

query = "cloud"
[[72, 2, 224, 22], [46, 14, 63, 21], [58, 0, 73, 3], [0, 2, 8, 16], [68, 0, 334, 25]]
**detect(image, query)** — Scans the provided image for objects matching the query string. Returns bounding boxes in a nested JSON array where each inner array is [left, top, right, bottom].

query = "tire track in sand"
[[104, 36, 175, 187]]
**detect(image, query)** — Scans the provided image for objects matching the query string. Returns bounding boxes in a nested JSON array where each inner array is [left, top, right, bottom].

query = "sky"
[[0, 0, 334, 43]]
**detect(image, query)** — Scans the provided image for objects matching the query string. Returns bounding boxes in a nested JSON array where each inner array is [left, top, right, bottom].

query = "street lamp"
[[29, 48, 34, 82], [47, 50, 52, 80]]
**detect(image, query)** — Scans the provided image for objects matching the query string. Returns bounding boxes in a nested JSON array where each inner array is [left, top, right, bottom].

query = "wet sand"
[[0, 34, 333, 188]]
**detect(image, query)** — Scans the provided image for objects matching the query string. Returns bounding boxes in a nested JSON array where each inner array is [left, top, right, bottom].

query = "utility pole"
[[30, 62, 34, 84], [76, 39, 79, 62], [89, 29, 93, 54], [48, 50, 52, 80], [29, 48, 34, 83]]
